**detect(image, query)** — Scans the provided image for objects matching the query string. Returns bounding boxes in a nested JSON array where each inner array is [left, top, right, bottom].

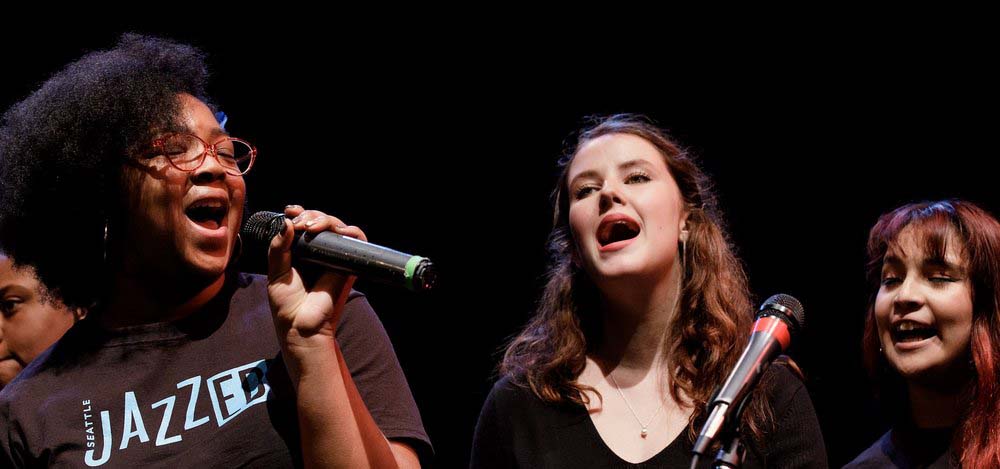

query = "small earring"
[[102, 220, 109, 265], [682, 238, 687, 272], [678, 233, 688, 273], [232, 233, 244, 262]]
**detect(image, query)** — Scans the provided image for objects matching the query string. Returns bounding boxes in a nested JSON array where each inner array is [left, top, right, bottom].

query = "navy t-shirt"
[[0, 273, 430, 467], [844, 426, 956, 469]]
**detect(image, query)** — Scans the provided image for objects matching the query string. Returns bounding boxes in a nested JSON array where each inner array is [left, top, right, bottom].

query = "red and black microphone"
[[691, 294, 805, 459]]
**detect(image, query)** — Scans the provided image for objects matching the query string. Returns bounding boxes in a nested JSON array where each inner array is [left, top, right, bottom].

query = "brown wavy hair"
[[862, 200, 1000, 467], [501, 114, 775, 442]]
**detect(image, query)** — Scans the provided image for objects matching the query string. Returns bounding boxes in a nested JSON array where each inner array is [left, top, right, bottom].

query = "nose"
[[190, 146, 229, 184], [598, 183, 626, 213], [893, 275, 924, 314]]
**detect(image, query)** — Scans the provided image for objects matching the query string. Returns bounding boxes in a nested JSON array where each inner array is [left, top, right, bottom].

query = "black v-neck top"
[[471, 364, 828, 468]]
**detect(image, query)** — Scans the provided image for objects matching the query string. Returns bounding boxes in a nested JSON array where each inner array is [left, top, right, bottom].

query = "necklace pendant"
[[641, 428, 648, 438]]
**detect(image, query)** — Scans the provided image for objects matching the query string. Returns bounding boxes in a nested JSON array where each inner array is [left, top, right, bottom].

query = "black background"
[[2, 19, 995, 467]]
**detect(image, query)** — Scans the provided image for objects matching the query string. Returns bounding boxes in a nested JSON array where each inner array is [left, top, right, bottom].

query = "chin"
[[184, 251, 232, 279], [891, 361, 931, 380], [592, 258, 671, 282], [893, 356, 970, 387]]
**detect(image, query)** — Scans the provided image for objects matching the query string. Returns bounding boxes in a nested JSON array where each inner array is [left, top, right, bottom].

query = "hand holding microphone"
[[241, 209, 437, 292]]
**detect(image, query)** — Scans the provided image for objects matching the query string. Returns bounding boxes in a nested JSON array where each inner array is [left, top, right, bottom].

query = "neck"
[[101, 271, 227, 328], [592, 261, 682, 373], [907, 380, 969, 429]]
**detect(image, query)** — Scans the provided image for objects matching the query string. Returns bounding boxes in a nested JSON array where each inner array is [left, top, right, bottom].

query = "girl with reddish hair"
[[471, 114, 826, 468], [847, 200, 1000, 468]]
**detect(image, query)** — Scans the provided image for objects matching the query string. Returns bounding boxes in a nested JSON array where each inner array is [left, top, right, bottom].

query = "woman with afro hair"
[[0, 34, 429, 468]]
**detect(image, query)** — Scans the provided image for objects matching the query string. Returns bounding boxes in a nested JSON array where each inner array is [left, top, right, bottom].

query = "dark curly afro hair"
[[0, 33, 213, 309]]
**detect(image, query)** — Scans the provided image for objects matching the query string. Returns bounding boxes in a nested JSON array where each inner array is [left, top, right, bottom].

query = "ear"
[[73, 307, 88, 322], [678, 211, 691, 243]]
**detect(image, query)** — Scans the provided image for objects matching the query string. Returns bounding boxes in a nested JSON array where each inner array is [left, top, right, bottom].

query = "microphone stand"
[[712, 426, 746, 468], [691, 386, 752, 469], [712, 384, 754, 468]]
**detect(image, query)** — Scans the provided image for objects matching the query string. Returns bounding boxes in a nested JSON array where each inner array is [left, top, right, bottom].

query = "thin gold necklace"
[[607, 372, 665, 438]]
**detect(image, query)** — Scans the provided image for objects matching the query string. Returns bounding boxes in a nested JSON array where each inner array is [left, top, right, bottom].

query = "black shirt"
[[471, 364, 827, 468]]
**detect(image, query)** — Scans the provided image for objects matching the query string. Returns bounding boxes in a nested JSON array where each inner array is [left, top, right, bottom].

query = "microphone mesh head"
[[238, 211, 289, 274], [759, 293, 805, 331], [242, 211, 287, 244]]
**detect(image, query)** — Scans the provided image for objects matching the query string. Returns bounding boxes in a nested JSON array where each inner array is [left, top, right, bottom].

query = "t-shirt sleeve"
[[0, 394, 26, 468], [763, 364, 829, 469], [334, 291, 432, 461], [470, 377, 516, 469]]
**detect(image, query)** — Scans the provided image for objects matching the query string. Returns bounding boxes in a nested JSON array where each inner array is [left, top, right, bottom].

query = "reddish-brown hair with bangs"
[[863, 199, 1000, 467]]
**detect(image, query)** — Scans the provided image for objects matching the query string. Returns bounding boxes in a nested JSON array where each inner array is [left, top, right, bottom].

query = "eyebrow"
[[882, 254, 965, 272], [0, 284, 32, 297], [161, 124, 230, 140], [207, 127, 230, 140], [924, 258, 965, 272], [569, 159, 656, 187], [881, 255, 903, 268], [618, 159, 655, 171]]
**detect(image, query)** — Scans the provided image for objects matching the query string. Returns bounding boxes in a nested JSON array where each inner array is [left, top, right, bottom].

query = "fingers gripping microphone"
[[691, 294, 805, 458], [240, 211, 437, 292]]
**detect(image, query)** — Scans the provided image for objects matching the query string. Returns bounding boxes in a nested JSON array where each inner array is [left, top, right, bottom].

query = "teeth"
[[894, 322, 935, 334], [189, 200, 225, 210]]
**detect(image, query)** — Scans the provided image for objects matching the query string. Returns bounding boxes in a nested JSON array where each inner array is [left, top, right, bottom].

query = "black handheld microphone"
[[240, 211, 437, 292], [691, 293, 805, 458]]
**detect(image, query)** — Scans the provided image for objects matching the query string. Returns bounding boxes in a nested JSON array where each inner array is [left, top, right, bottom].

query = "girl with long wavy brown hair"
[[846, 200, 1000, 468], [471, 114, 826, 468]]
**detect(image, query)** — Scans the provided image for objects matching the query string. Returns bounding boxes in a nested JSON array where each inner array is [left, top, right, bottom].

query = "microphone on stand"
[[690, 294, 805, 468]]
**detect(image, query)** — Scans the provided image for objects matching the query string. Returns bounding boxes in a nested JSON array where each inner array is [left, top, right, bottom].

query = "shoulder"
[[752, 360, 829, 466], [336, 288, 378, 331], [478, 375, 536, 427], [480, 374, 580, 425], [484, 375, 538, 409], [0, 317, 98, 405], [0, 335, 71, 435], [329, 288, 390, 355], [472, 376, 538, 468], [474, 375, 555, 440], [759, 359, 808, 410], [843, 431, 893, 468]]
